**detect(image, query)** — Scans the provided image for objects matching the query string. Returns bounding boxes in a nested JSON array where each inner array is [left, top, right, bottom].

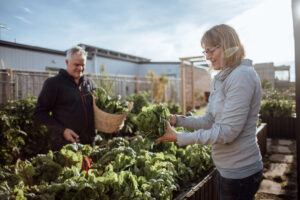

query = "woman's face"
[[203, 44, 222, 70]]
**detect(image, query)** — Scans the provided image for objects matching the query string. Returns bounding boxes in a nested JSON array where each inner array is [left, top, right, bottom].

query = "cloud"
[[24, 7, 32, 14], [8, 0, 291, 66], [92, 22, 209, 62], [227, 0, 294, 63], [15, 16, 33, 24]]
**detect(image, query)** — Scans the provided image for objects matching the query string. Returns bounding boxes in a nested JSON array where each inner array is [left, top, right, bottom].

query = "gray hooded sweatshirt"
[[176, 59, 263, 179]]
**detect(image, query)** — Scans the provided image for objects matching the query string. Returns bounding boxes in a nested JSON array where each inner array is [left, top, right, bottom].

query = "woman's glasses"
[[202, 46, 239, 58], [202, 46, 220, 56]]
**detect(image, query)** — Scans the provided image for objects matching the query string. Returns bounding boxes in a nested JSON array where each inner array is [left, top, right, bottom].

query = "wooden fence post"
[[5, 68, 14, 100], [135, 76, 139, 93], [191, 62, 195, 110], [180, 59, 186, 115]]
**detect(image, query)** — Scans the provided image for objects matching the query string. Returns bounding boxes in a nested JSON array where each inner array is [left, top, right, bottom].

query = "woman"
[[156, 24, 263, 200]]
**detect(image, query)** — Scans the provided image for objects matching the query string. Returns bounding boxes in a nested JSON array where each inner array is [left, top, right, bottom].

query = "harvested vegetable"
[[136, 104, 170, 139]]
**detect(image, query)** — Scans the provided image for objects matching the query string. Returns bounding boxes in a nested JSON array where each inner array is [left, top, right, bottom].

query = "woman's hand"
[[169, 115, 177, 126], [155, 121, 177, 142]]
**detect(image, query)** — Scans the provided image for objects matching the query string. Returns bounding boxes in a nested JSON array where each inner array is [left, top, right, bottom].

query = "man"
[[34, 46, 96, 150]]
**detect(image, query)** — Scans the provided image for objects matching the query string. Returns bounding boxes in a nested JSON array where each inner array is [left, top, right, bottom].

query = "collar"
[[215, 59, 252, 81], [59, 69, 85, 85]]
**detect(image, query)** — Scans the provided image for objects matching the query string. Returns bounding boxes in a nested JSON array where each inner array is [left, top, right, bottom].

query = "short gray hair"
[[66, 46, 87, 60]]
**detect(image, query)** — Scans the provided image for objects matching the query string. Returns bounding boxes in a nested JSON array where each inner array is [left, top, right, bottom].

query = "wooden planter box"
[[261, 117, 296, 139], [174, 168, 218, 200], [174, 123, 267, 200], [256, 123, 267, 157]]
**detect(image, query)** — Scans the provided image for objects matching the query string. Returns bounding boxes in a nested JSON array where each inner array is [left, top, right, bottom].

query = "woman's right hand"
[[169, 115, 177, 126], [155, 121, 177, 143]]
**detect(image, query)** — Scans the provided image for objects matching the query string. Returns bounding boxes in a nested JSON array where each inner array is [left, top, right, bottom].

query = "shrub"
[[260, 100, 293, 118], [0, 96, 50, 166], [260, 87, 295, 118]]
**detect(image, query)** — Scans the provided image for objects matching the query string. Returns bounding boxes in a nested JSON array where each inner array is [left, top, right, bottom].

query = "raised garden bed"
[[261, 117, 296, 139], [174, 168, 218, 200], [257, 123, 267, 157]]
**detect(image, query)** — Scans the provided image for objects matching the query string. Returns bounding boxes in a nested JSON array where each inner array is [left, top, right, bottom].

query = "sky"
[[0, 0, 297, 80]]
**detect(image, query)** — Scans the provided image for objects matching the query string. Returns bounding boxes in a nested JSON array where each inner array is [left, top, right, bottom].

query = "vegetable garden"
[[0, 82, 287, 200], [0, 88, 214, 200]]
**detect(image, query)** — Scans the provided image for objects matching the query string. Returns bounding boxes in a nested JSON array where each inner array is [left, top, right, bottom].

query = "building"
[[0, 40, 211, 112], [254, 62, 291, 89], [0, 40, 180, 78]]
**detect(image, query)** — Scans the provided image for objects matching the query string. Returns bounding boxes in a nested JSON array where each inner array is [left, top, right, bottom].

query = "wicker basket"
[[93, 98, 133, 134]]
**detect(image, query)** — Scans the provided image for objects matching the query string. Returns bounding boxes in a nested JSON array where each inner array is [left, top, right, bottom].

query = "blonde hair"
[[201, 24, 245, 69]]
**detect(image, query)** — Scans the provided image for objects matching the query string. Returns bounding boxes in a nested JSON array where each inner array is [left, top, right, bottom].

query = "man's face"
[[65, 53, 86, 81]]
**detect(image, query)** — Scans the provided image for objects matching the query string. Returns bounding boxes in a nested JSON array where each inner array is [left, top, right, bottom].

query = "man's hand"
[[169, 115, 177, 126], [63, 128, 80, 143], [155, 121, 177, 143]]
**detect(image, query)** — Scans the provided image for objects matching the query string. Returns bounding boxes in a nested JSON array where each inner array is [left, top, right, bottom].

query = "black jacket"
[[34, 69, 96, 149]]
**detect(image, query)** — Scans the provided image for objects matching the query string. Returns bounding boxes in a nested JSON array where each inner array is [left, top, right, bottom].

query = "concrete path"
[[255, 138, 297, 200]]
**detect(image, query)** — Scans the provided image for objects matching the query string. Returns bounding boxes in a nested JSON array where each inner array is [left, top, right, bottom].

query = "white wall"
[[94, 56, 139, 76], [0, 46, 66, 71]]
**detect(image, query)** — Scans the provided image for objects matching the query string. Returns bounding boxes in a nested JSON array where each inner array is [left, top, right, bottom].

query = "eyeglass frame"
[[202, 45, 220, 56]]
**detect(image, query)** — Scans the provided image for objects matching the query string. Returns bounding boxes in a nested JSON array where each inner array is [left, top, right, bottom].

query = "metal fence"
[[0, 69, 181, 104]]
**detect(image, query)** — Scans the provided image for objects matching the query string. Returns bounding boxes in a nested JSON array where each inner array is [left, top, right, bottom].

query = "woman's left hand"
[[155, 121, 178, 142]]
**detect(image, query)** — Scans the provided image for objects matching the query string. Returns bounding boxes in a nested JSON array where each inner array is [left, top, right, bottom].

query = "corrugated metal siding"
[[0, 45, 181, 79], [138, 63, 181, 77], [0, 46, 66, 71], [85, 59, 94, 74], [95, 56, 139, 76]]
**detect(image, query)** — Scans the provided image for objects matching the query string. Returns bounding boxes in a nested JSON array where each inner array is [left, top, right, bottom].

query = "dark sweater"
[[34, 69, 96, 148]]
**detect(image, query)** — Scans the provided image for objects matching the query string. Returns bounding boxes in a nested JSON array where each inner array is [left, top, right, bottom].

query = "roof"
[[274, 65, 290, 71], [0, 40, 151, 63], [79, 43, 151, 63], [254, 62, 274, 68], [139, 61, 180, 64], [0, 40, 66, 56]]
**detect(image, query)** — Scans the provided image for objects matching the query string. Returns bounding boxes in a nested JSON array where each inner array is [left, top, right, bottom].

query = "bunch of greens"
[[136, 104, 170, 140], [93, 87, 135, 140], [167, 102, 181, 114], [119, 91, 151, 135], [93, 87, 129, 114], [126, 91, 151, 115]]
